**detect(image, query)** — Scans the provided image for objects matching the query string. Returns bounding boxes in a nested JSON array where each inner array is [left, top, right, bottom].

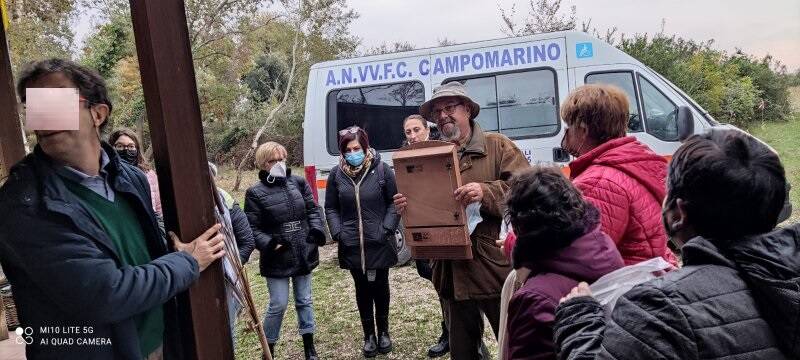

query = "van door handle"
[[553, 148, 571, 162]]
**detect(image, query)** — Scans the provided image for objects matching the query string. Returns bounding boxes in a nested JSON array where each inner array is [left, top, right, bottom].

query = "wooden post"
[[128, 1, 234, 359], [0, 19, 26, 178]]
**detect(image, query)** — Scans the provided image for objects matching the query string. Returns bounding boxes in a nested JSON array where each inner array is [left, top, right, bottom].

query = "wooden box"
[[393, 141, 472, 260]]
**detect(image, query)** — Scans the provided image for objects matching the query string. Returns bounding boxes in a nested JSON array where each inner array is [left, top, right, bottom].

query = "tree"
[[388, 82, 423, 106], [437, 37, 457, 46], [5, 0, 76, 72], [363, 40, 415, 56], [232, 0, 304, 191], [499, 0, 576, 36], [75, 0, 361, 174], [242, 52, 290, 103]]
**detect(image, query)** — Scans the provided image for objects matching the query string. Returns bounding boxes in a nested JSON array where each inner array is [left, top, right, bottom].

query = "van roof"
[[310, 31, 603, 70]]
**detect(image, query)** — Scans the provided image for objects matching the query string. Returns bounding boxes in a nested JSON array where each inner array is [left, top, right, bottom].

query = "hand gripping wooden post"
[[0, 18, 26, 179], [128, 1, 234, 359]]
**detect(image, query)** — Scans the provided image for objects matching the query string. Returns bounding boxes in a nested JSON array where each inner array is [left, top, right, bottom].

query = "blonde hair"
[[561, 84, 629, 143], [254, 141, 287, 170]]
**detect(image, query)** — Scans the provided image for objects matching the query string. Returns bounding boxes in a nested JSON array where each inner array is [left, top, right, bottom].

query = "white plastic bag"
[[589, 257, 675, 318], [466, 201, 483, 235]]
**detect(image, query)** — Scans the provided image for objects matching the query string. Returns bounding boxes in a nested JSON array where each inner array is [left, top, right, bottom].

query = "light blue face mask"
[[345, 150, 365, 166]]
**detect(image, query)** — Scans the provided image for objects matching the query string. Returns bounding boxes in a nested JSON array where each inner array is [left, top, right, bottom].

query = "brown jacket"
[[432, 124, 529, 301]]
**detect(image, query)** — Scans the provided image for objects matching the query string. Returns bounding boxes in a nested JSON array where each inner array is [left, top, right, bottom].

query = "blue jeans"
[[227, 293, 242, 347], [263, 274, 316, 343]]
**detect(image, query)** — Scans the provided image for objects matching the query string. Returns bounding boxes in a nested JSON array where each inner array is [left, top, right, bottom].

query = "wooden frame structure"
[[129, 1, 234, 359], [0, 2, 241, 359], [0, 18, 24, 179]]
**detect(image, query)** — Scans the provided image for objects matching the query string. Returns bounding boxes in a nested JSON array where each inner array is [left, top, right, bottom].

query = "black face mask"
[[117, 149, 138, 165]]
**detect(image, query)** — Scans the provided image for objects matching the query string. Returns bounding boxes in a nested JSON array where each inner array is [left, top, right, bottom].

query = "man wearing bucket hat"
[[394, 81, 529, 359]]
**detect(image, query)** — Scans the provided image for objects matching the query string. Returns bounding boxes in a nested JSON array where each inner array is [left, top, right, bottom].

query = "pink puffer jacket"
[[145, 170, 162, 215]]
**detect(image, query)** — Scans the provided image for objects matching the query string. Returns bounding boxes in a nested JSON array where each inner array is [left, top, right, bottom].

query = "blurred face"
[[404, 118, 430, 144], [345, 139, 363, 154], [27, 72, 108, 160], [113, 135, 137, 151], [430, 97, 471, 144], [264, 148, 287, 171]]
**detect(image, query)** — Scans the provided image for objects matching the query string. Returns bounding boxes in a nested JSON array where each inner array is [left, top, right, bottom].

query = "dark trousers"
[[350, 269, 390, 337], [416, 260, 450, 328], [445, 298, 501, 360]]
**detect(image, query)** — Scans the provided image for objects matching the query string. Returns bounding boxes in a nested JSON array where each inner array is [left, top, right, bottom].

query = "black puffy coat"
[[229, 202, 256, 264], [325, 151, 400, 271], [554, 224, 800, 360], [245, 170, 326, 278]]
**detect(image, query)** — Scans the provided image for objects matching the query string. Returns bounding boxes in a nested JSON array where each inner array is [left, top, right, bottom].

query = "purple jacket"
[[505, 225, 624, 360]]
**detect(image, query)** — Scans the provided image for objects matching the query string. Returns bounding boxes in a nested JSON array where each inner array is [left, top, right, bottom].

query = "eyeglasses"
[[338, 127, 361, 136], [114, 144, 137, 151], [430, 102, 462, 118]]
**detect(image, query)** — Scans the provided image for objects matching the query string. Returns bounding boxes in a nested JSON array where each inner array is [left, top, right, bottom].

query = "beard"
[[440, 120, 461, 142]]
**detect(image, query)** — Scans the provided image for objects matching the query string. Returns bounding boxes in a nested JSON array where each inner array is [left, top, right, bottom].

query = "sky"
[[74, 0, 800, 71], [345, 0, 800, 71]]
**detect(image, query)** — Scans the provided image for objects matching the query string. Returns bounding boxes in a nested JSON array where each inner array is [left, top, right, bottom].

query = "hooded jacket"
[[505, 208, 625, 360], [554, 223, 800, 360], [569, 136, 678, 266], [245, 169, 326, 278], [324, 150, 400, 271]]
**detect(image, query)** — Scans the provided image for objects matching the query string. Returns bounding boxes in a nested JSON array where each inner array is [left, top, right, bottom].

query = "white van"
[[302, 31, 719, 204]]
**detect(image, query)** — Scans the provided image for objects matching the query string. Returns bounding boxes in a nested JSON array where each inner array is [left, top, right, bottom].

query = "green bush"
[[725, 53, 793, 122], [619, 34, 793, 128], [721, 77, 760, 128]]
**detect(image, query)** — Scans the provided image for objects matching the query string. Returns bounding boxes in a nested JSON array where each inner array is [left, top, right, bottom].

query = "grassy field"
[[217, 87, 800, 359], [749, 87, 800, 225]]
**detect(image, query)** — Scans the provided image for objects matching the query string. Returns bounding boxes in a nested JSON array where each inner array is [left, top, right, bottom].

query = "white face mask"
[[269, 161, 287, 179]]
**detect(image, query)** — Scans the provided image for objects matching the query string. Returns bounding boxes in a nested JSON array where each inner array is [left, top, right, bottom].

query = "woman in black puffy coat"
[[325, 126, 400, 358], [244, 142, 325, 360]]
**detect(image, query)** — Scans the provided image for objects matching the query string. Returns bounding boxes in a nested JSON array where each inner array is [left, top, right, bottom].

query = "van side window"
[[461, 77, 498, 132], [638, 75, 679, 141], [457, 69, 559, 138], [326, 81, 425, 154], [585, 72, 643, 132]]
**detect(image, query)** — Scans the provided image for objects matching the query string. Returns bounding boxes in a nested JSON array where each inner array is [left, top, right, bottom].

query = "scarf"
[[340, 148, 375, 179]]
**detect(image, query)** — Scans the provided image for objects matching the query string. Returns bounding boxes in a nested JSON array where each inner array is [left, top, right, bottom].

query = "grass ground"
[[217, 88, 800, 359], [749, 86, 800, 225]]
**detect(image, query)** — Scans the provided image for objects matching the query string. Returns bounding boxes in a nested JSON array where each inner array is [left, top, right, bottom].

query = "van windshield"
[[653, 71, 717, 125], [327, 81, 425, 154]]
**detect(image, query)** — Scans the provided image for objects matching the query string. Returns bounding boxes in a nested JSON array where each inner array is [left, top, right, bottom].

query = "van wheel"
[[393, 224, 412, 267]]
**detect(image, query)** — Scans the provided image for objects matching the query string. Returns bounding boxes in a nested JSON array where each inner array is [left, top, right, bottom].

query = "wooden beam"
[[0, 21, 26, 178], [128, 1, 233, 359]]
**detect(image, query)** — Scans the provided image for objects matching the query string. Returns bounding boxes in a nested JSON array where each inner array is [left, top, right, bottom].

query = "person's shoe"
[[267, 343, 276, 359], [363, 334, 378, 358], [302, 334, 319, 360], [427, 321, 449, 357], [377, 332, 393, 354]]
